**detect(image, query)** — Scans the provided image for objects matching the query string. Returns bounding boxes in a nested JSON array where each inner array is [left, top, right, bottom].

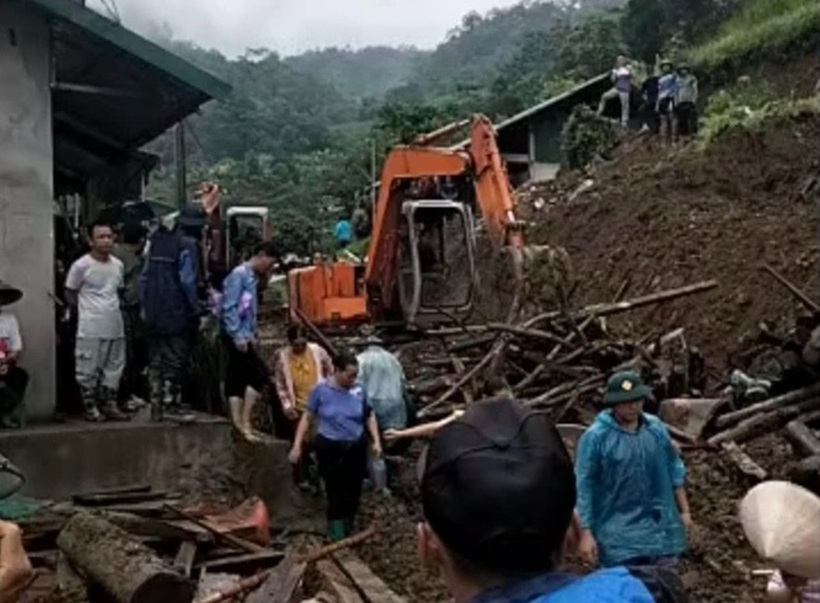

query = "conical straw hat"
[[739, 480, 820, 579]]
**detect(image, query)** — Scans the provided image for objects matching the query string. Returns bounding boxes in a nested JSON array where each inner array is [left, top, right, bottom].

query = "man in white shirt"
[[0, 281, 28, 428], [65, 222, 128, 422]]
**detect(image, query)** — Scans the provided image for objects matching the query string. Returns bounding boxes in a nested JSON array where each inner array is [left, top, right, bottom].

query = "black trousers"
[[121, 307, 149, 401], [221, 333, 268, 399], [314, 435, 367, 521], [148, 333, 192, 384], [0, 366, 29, 425]]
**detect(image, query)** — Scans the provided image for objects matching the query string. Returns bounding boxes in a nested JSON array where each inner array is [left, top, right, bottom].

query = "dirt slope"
[[519, 116, 819, 375]]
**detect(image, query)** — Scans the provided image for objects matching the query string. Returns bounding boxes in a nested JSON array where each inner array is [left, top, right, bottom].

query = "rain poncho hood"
[[576, 411, 687, 567]]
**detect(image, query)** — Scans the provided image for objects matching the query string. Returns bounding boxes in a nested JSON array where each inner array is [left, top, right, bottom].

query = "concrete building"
[[455, 73, 613, 184], [0, 0, 229, 420]]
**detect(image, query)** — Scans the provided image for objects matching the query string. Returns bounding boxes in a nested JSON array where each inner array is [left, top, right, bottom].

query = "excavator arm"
[[469, 115, 525, 250]]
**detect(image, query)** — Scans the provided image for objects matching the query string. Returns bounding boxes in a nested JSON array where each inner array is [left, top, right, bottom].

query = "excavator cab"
[[397, 199, 476, 324], [226, 206, 272, 267]]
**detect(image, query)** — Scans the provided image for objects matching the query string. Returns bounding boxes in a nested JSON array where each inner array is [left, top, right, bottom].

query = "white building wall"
[[0, 0, 55, 419]]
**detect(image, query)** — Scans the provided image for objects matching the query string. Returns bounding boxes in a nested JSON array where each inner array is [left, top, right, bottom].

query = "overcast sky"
[[88, 0, 525, 57]]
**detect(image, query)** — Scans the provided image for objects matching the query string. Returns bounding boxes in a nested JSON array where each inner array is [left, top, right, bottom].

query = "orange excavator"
[[289, 115, 530, 328]]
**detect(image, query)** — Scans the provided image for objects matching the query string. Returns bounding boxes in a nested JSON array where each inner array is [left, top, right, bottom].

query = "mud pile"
[[518, 117, 819, 374]]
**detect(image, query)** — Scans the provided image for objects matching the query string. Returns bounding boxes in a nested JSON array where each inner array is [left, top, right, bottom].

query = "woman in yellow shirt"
[[273, 324, 332, 488]]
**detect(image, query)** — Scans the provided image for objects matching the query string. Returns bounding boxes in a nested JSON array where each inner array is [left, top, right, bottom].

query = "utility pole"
[[174, 120, 187, 209], [370, 136, 377, 223]]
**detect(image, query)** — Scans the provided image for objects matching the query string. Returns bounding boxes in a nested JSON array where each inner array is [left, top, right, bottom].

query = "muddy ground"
[[353, 112, 819, 602]]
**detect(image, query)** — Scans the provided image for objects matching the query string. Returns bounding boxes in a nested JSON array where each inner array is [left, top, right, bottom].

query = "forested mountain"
[[285, 46, 425, 100], [143, 0, 747, 253]]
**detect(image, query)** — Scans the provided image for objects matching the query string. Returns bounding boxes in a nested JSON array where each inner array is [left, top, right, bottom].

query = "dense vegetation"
[[144, 0, 804, 255], [689, 0, 820, 68]]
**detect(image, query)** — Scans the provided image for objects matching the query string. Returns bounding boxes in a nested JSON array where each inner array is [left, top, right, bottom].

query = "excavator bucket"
[[488, 242, 573, 319]]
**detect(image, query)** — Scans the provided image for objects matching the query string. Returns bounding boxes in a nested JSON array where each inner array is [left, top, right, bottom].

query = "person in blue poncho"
[[418, 398, 656, 603], [576, 371, 692, 571]]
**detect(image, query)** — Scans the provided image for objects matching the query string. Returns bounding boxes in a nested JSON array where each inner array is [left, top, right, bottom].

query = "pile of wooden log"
[[18, 488, 400, 603], [399, 280, 719, 424]]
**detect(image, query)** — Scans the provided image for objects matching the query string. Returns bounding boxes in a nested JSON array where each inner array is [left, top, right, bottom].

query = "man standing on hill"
[[657, 60, 678, 144], [675, 65, 699, 137], [598, 55, 633, 127], [66, 221, 128, 422], [576, 371, 691, 570]]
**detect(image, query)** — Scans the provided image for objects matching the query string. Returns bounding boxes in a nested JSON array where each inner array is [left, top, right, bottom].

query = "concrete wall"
[[0, 420, 300, 525], [0, 1, 55, 420]]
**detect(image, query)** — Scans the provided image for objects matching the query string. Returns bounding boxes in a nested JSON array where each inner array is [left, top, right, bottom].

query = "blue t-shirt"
[[308, 381, 371, 442], [335, 220, 352, 244]]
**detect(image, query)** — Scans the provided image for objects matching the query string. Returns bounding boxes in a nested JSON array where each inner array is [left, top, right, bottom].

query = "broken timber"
[[708, 397, 820, 446], [57, 512, 195, 603], [714, 383, 820, 429], [526, 280, 719, 325]]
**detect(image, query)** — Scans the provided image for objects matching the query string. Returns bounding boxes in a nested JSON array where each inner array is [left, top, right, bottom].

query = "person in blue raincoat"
[[576, 371, 692, 569]]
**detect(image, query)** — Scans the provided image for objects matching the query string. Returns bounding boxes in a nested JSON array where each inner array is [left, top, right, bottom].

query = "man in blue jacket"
[[418, 397, 655, 603], [576, 371, 691, 570], [221, 241, 278, 441], [138, 205, 205, 421]]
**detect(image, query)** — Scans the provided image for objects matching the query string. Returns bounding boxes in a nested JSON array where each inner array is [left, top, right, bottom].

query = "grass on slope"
[[690, 0, 820, 69]]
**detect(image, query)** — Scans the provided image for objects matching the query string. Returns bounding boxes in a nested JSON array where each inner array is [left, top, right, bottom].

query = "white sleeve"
[[7, 315, 22, 355], [65, 258, 85, 291]]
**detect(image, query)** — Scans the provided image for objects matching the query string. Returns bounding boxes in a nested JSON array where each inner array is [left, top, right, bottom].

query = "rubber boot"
[[327, 520, 345, 543], [342, 517, 355, 538]]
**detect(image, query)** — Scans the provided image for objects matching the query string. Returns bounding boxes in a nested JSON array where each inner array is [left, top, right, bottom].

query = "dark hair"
[[333, 349, 358, 371], [88, 220, 113, 237], [287, 323, 307, 343], [253, 240, 280, 258], [121, 221, 147, 244]]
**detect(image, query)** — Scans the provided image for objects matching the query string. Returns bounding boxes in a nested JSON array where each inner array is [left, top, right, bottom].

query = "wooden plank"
[[194, 550, 284, 573], [315, 559, 360, 603], [174, 541, 198, 578], [244, 557, 307, 603], [332, 551, 407, 603]]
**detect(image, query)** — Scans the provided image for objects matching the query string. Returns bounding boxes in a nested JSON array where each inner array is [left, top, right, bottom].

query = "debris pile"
[[18, 490, 401, 603], [401, 280, 718, 428]]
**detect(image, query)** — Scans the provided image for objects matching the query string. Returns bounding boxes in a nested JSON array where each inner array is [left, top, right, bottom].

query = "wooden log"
[[527, 280, 719, 326], [164, 506, 266, 554], [722, 442, 768, 480], [293, 307, 338, 356], [316, 552, 407, 603], [447, 334, 495, 354], [174, 542, 197, 578], [411, 375, 453, 397], [244, 557, 307, 603], [418, 339, 506, 417], [784, 416, 820, 456], [57, 512, 195, 603], [714, 383, 820, 429], [708, 398, 820, 446], [760, 264, 820, 314], [450, 356, 474, 404]]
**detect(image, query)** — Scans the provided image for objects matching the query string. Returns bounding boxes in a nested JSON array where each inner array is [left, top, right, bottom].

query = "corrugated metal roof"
[[450, 72, 610, 150], [23, 0, 230, 101]]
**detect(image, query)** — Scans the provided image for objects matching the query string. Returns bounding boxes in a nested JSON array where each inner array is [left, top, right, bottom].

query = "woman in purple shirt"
[[289, 350, 382, 541]]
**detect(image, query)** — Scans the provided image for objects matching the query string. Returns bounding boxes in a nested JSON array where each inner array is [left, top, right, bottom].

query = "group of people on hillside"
[[599, 55, 699, 144]]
